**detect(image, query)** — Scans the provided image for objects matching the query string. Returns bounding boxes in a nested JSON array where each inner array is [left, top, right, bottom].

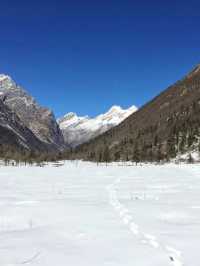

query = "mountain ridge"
[[0, 74, 65, 151], [1, 64, 200, 162], [0, 98, 48, 156], [58, 105, 137, 147], [70, 64, 200, 162]]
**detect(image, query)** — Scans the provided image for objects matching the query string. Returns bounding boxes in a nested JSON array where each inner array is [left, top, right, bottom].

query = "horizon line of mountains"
[[1, 64, 200, 162], [0, 74, 137, 160]]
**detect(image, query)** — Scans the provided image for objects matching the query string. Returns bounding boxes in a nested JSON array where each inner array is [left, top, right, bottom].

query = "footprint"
[[119, 208, 129, 217], [149, 239, 159, 248], [166, 246, 181, 258], [114, 203, 122, 210], [130, 223, 139, 235], [123, 215, 132, 225], [107, 179, 184, 266], [166, 246, 183, 266], [144, 233, 159, 248]]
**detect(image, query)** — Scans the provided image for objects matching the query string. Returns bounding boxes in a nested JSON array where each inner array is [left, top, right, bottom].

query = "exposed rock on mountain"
[[71, 64, 200, 162], [0, 98, 45, 153], [0, 74, 65, 150], [58, 105, 137, 147]]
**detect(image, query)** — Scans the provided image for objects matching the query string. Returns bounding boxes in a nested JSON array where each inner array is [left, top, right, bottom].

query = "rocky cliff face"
[[0, 74, 65, 150], [0, 98, 46, 152], [58, 105, 137, 147]]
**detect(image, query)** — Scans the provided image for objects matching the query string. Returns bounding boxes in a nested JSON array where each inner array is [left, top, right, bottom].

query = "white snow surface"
[[58, 105, 137, 147], [177, 150, 200, 162], [0, 161, 199, 266], [0, 74, 9, 82], [0, 74, 16, 89]]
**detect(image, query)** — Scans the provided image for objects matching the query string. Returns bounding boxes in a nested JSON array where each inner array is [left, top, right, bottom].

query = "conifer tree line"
[[0, 143, 64, 165], [67, 73, 200, 164], [1, 98, 200, 164], [1, 66, 200, 164]]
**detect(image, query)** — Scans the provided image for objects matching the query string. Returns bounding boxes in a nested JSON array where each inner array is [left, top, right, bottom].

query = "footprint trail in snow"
[[106, 178, 184, 266]]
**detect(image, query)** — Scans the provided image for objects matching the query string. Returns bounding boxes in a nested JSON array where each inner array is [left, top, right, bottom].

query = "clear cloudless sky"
[[0, 0, 200, 118]]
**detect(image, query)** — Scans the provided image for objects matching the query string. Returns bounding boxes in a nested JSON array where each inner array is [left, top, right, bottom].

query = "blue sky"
[[0, 0, 200, 118]]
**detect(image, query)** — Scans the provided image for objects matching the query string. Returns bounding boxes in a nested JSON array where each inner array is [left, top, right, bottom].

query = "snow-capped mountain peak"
[[0, 74, 8, 81], [58, 105, 137, 147], [64, 112, 78, 120], [0, 74, 10, 81], [0, 73, 65, 148], [108, 105, 122, 112], [97, 105, 137, 123], [0, 74, 16, 89], [58, 112, 90, 128]]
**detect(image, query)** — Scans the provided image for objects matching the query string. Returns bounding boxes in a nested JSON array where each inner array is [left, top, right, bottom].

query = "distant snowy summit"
[[0, 74, 17, 92], [58, 105, 137, 147], [0, 73, 137, 151]]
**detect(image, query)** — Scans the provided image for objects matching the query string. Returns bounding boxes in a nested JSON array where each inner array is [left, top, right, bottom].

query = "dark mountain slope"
[[72, 64, 200, 162], [0, 74, 65, 151], [0, 99, 47, 156]]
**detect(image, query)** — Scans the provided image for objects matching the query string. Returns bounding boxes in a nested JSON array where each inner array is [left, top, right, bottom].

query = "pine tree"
[[188, 154, 194, 164], [167, 135, 176, 158], [132, 143, 140, 164], [156, 143, 164, 162], [102, 146, 111, 163], [114, 151, 120, 161]]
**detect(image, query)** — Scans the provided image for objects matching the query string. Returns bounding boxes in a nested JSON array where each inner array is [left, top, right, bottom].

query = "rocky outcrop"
[[0, 74, 65, 150], [0, 98, 45, 152]]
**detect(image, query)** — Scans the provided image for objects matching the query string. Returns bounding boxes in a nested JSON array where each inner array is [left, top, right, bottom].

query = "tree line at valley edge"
[[1, 65, 200, 164]]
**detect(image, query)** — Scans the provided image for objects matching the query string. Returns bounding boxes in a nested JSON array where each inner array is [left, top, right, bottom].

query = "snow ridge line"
[[106, 178, 184, 266]]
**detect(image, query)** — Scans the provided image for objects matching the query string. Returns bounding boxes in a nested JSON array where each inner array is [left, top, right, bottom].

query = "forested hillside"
[[70, 65, 200, 162]]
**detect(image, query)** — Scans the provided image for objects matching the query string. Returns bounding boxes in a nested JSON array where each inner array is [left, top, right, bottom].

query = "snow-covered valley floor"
[[0, 161, 200, 266]]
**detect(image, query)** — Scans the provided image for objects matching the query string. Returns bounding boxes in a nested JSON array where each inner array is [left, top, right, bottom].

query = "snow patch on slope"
[[174, 149, 200, 163]]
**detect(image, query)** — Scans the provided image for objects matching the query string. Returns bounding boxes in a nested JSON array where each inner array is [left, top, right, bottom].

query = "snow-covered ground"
[[0, 161, 199, 266]]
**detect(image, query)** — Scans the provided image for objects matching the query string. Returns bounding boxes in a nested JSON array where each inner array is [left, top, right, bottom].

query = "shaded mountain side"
[[0, 125, 40, 160], [0, 74, 65, 150], [70, 64, 200, 162], [0, 99, 49, 158]]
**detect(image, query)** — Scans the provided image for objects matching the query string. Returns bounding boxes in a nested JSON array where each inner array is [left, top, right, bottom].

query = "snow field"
[[0, 161, 199, 265]]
